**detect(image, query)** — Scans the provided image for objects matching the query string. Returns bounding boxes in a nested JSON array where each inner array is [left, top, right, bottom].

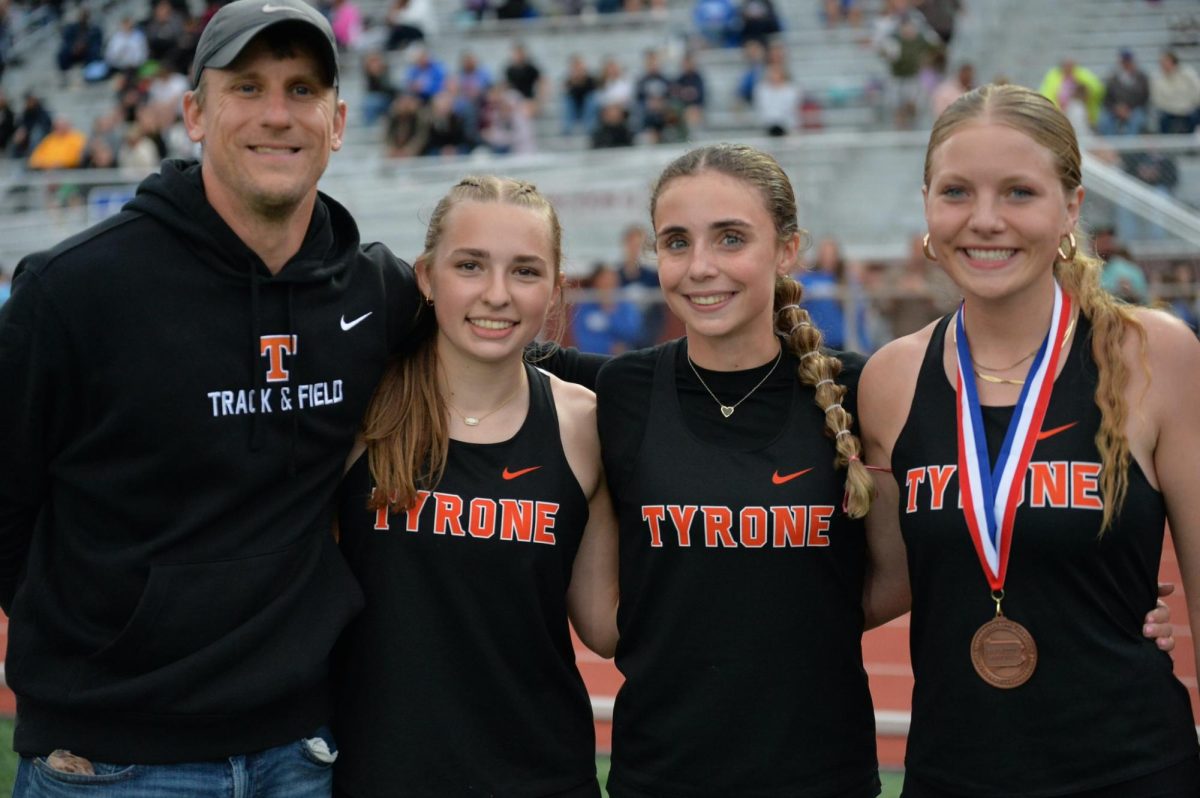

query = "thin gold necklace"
[[952, 316, 1076, 386], [446, 379, 524, 426], [687, 346, 784, 418]]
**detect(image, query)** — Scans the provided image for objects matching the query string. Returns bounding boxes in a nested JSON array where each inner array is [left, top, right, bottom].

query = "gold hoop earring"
[[922, 233, 938, 262], [1056, 232, 1077, 262]]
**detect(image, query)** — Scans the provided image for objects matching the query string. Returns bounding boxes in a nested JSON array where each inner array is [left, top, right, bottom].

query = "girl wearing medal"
[[859, 84, 1200, 796]]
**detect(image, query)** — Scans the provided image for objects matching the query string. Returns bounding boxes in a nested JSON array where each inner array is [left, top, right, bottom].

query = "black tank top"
[[604, 339, 879, 798], [893, 313, 1198, 796], [333, 364, 599, 798]]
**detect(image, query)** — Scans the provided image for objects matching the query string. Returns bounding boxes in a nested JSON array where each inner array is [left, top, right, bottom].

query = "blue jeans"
[[13, 728, 337, 797]]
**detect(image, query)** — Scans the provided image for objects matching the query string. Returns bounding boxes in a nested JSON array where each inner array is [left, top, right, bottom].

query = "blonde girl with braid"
[[333, 175, 619, 798], [860, 83, 1200, 796]]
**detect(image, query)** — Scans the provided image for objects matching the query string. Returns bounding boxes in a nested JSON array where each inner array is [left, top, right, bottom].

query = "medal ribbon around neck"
[[954, 280, 1072, 590]]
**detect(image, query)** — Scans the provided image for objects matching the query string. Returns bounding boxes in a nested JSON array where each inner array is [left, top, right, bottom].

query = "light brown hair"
[[650, 143, 874, 517], [362, 175, 564, 511]]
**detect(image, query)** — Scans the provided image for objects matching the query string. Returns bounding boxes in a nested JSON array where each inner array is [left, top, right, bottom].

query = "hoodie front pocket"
[[81, 542, 307, 677]]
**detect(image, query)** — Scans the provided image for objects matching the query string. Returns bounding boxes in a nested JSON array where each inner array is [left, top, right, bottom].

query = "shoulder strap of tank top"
[[916, 313, 955, 392]]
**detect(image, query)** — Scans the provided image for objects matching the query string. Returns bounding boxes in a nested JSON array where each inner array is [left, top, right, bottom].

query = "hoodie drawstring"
[[286, 284, 299, 477], [249, 266, 264, 451]]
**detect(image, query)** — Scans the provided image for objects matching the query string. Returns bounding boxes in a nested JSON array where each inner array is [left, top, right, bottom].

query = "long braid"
[[1055, 236, 1145, 532], [776, 276, 874, 518]]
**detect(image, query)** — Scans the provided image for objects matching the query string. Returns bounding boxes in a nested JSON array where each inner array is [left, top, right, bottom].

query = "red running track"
[[0, 531, 1192, 769]]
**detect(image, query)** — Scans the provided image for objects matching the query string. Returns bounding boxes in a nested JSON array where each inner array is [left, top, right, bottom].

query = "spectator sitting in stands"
[[495, 0, 536, 19], [930, 60, 973, 119], [480, 83, 535, 155], [821, 0, 862, 28], [873, 0, 942, 130], [1039, 57, 1104, 129], [797, 237, 854, 350], [385, 0, 433, 50], [118, 121, 162, 173], [692, 0, 738, 48], [453, 50, 493, 138], [504, 42, 544, 110], [105, 16, 149, 80], [1063, 82, 1093, 138], [146, 62, 191, 121], [673, 50, 706, 129], [591, 102, 633, 148], [1100, 245, 1149, 304], [57, 8, 103, 85], [143, 0, 186, 64], [423, 89, 471, 156], [28, 113, 86, 169], [595, 56, 634, 112], [754, 62, 798, 136], [561, 53, 598, 135], [634, 49, 672, 132], [361, 50, 397, 126], [615, 223, 662, 348], [0, 0, 11, 83], [1101, 49, 1150, 135], [82, 133, 118, 169], [329, 0, 363, 50], [10, 92, 52, 160], [735, 38, 766, 105], [385, 91, 430, 158], [1157, 262, 1200, 333], [403, 44, 446, 102], [1150, 50, 1200, 134], [571, 263, 642, 355], [0, 89, 14, 154], [738, 0, 782, 46]]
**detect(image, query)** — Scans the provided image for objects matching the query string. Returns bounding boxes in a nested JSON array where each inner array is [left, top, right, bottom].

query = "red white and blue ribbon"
[[954, 281, 1073, 590]]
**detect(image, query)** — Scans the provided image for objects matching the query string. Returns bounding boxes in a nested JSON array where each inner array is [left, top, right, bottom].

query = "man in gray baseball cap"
[[1, 0, 424, 794], [192, 0, 339, 88]]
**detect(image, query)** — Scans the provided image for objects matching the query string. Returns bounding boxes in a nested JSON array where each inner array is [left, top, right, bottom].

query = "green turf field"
[[0, 719, 903, 795]]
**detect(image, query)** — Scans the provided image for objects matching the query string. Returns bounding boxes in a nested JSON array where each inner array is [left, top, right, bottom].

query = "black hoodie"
[[0, 160, 422, 763]]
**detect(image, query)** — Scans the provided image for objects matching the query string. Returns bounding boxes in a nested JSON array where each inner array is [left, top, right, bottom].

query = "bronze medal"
[[970, 616, 1037, 689]]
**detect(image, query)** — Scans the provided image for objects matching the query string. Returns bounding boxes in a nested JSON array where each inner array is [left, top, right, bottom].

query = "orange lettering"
[[405, 490, 431, 532], [499, 499, 535, 542], [468, 498, 497, 539], [771, 506, 807, 547], [807, 506, 833, 547], [433, 493, 466, 536], [259, 335, 297, 383], [533, 501, 558, 545], [928, 465, 956, 511], [703, 506, 736, 547], [905, 468, 926, 513], [1071, 462, 1103, 510], [642, 506, 666, 547], [668, 505, 697, 547], [740, 507, 768, 548], [1029, 462, 1068, 508]]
